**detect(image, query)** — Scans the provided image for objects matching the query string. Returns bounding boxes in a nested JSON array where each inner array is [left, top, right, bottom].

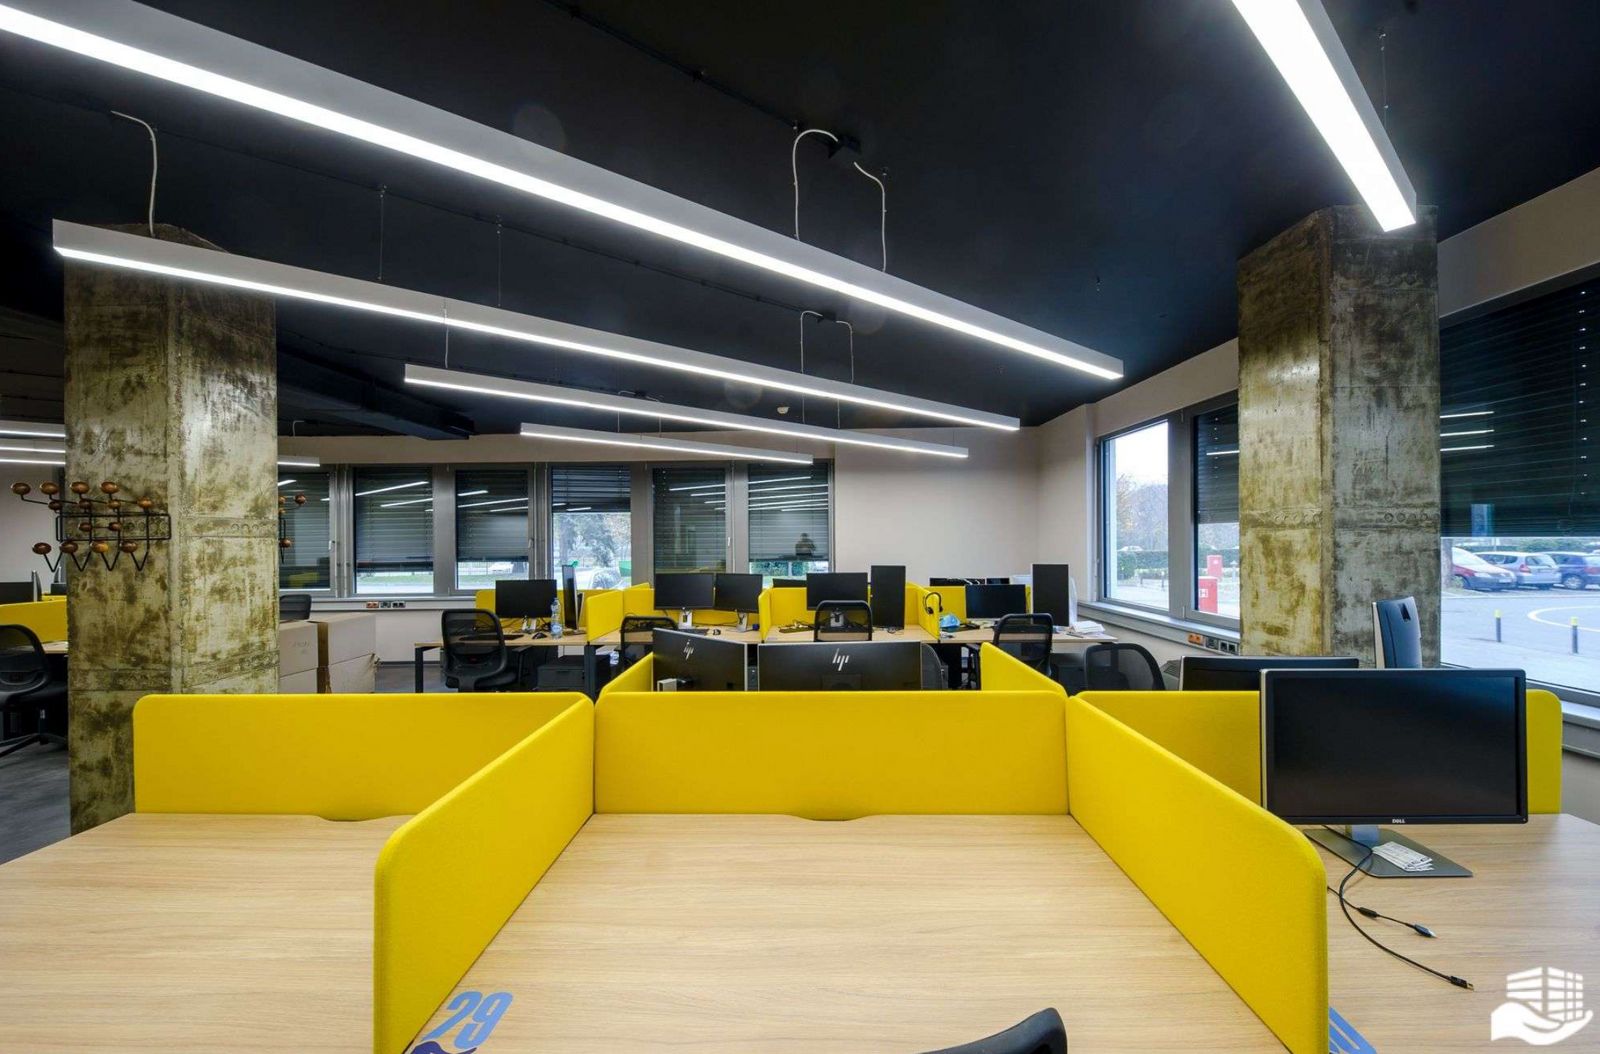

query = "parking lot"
[[1441, 587, 1600, 692]]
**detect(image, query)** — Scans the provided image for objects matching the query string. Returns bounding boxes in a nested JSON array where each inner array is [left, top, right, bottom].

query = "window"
[[653, 466, 727, 573], [1440, 278, 1598, 697], [352, 468, 434, 594], [1101, 420, 1170, 610], [1194, 403, 1240, 620], [749, 464, 831, 582], [552, 464, 632, 589], [278, 471, 330, 590], [455, 469, 529, 590]]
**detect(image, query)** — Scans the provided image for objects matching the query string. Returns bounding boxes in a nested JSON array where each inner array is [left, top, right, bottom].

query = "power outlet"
[[1187, 632, 1238, 654]]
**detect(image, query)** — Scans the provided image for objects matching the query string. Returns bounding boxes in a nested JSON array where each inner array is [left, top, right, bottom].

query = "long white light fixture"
[[405, 364, 967, 460], [1230, 0, 1416, 231], [0, 438, 64, 465], [55, 222, 1019, 433], [0, 419, 64, 438], [353, 480, 428, 497], [277, 455, 320, 468], [2, 0, 1121, 381], [520, 423, 812, 465]]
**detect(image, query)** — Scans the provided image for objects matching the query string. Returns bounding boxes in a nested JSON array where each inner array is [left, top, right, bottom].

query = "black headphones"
[[923, 590, 943, 615]]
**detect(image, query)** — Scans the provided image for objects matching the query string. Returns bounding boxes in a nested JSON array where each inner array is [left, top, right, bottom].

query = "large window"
[[1441, 278, 1598, 697], [455, 469, 529, 590], [749, 464, 831, 582], [552, 464, 632, 589], [1101, 420, 1171, 610], [278, 471, 331, 590], [353, 468, 434, 594], [1194, 403, 1240, 620], [653, 466, 727, 573]]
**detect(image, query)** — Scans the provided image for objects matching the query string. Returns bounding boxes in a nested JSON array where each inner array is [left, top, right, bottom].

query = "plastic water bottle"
[[549, 597, 563, 638]]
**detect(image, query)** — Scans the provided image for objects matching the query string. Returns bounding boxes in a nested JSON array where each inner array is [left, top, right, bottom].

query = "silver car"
[[1476, 551, 1561, 589]]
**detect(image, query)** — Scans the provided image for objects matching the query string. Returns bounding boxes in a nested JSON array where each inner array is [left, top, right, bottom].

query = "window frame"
[[276, 468, 335, 593]]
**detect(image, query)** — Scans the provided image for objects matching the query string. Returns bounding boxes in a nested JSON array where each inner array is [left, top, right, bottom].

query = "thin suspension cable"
[[377, 184, 387, 282], [791, 128, 839, 241], [853, 162, 887, 271], [110, 111, 157, 236], [1379, 30, 1389, 131]]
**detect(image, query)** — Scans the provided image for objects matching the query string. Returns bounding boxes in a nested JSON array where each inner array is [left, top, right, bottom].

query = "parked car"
[[1450, 548, 1518, 591], [1545, 552, 1600, 590], [1475, 551, 1561, 589]]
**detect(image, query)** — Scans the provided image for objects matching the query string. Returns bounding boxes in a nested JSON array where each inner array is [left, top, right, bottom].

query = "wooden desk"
[[588, 627, 765, 647], [412, 631, 602, 694], [1321, 814, 1600, 1051], [761, 625, 936, 643], [0, 812, 407, 1053], [935, 625, 1116, 647], [418, 814, 1282, 1052], [40, 639, 67, 656]]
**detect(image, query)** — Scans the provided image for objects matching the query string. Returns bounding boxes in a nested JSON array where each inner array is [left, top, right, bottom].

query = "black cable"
[[1323, 885, 1436, 938]]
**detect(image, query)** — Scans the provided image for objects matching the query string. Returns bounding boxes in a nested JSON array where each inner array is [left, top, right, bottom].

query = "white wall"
[[0, 483, 57, 586], [1564, 753, 1600, 824]]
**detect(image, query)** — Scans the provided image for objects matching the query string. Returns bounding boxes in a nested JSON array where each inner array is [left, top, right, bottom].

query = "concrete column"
[[1237, 206, 1440, 663], [62, 224, 278, 831]]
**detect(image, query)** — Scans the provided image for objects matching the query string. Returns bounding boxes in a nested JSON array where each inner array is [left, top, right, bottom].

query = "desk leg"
[[414, 646, 428, 693]]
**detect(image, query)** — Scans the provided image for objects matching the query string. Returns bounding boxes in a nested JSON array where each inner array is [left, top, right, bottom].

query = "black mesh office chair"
[[0, 624, 66, 760], [1081, 642, 1164, 692], [279, 593, 312, 621], [440, 610, 526, 691], [919, 644, 948, 690], [618, 615, 676, 671], [814, 599, 872, 642], [993, 613, 1056, 678], [918, 1008, 1066, 1054]]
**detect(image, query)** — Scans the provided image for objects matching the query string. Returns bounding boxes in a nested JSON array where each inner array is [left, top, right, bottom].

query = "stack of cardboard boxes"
[[277, 619, 318, 693], [313, 612, 377, 693]]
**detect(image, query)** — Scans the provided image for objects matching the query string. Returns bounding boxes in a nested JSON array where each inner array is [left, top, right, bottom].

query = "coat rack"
[[10, 480, 171, 572]]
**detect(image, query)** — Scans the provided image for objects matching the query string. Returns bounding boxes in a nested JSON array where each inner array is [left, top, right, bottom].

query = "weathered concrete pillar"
[[62, 224, 278, 831], [1237, 206, 1440, 663]]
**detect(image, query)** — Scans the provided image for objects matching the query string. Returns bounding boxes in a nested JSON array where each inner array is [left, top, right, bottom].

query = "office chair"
[[0, 624, 66, 760], [993, 613, 1056, 678], [918, 1008, 1067, 1054], [440, 610, 527, 691], [918, 644, 948, 690], [1081, 642, 1164, 692], [814, 599, 872, 642], [278, 593, 312, 621], [618, 615, 676, 671]]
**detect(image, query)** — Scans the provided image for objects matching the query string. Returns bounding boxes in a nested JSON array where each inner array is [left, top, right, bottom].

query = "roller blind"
[[748, 464, 831, 562], [653, 466, 726, 572], [278, 471, 330, 589], [1441, 280, 1598, 535], [551, 464, 630, 513], [1194, 403, 1239, 524], [353, 468, 433, 575], [456, 468, 530, 567]]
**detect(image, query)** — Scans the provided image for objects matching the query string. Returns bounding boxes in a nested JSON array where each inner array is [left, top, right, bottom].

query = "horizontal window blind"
[[653, 466, 726, 573], [1442, 280, 1597, 535], [1194, 403, 1239, 524], [456, 469, 530, 569], [749, 464, 831, 562], [278, 471, 330, 589], [551, 464, 630, 513], [353, 468, 433, 574]]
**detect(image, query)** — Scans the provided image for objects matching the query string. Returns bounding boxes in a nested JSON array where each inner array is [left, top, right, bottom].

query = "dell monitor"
[[1373, 596, 1423, 668], [1179, 655, 1360, 691], [714, 572, 763, 630], [1262, 668, 1526, 878], [1031, 564, 1073, 628], [965, 583, 1028, 621], [758, 640, 923, 691], [806, 572, 868, 609], [560, 565, 578, 631], [655, 573, 716, 627], [496, 578, 558, 632], [869, 564, 906, 629], [652, 629, 747, 691]]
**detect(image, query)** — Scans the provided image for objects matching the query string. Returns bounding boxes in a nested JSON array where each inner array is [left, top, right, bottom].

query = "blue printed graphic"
[[1329, 1006, 1376, 1053], [410, 990, 512, 1053]]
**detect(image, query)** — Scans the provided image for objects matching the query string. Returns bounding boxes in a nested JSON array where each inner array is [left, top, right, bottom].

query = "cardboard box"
[[278, 620, 319, 676], [311, 613, 377, 667], [318, 653, 376, 694], [278, 669, 319, 694]]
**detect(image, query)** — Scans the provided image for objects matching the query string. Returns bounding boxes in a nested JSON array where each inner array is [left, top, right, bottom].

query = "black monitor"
[[1031, 564, 1073, 627], [1373, 596, 1423, 668], [560, 565, 579, 631], [1262, 668, 1527, 878], [773, 578, 807, 588], [652, 629, 747, 691], [1180, 655, 1360, 691], [869, 564, 906, 629], [655, 572, 716, 612], [806, 572, 868, 609], [496, 578, 557, 622], [0, 581, 34, 604], [714, 573, 762, 614], [928, 577, 967, 587], [965, 583, 1028, 621], [758, 641, 923, 691]]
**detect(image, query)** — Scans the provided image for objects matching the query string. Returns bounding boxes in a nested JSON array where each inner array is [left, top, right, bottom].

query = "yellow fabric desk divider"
[[1066, 696, 1327, 1054], [978, 641, 1065, 693], [762, 584, 813, 628], [0, 598, 67, 642], [601, 650, 656, 696], [579, 587, 624, 638], [1078, 687, 1565, 814]]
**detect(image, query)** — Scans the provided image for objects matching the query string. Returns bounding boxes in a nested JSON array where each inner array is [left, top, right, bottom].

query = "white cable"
[[852, 162, 886, 271], [110, 111, 157, 236], [791, 128, 839, 241]]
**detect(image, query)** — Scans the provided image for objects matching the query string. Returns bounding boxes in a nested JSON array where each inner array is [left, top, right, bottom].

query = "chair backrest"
[[814, 599, 872, 641], [0, 624, 48, 699], [918, 1008, 1066, 1054], [919, 644, 947, 689], [1082, 642, 1164, 692], [278, 593, 312, 621], [441, 610, 508, 680], [619, 615, 676, 669], [993, 613, 1053, 672]]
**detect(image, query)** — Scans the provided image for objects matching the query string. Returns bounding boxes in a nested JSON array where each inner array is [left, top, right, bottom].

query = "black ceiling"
[[1, 0, 1598, 436]]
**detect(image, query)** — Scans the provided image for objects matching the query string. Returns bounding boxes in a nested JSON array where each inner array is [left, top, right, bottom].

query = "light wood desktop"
[[39, 638, 67, 655], [589, 626, 765, 647], [412, 630, 599, 693]]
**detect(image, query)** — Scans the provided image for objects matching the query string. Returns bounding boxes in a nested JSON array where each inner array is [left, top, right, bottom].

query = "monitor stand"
[[1307, 825, 1472, 879], [677, 608, 694, 630], [736, 612, 750, 632], [520, 616, 533, 635]]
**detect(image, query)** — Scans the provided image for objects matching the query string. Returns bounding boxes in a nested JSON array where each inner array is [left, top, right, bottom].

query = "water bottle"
[[549, 596, 563, 638]]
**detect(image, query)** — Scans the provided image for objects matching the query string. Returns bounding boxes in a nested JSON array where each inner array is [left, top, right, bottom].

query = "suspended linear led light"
[[0, 441, 65, 455], [520, 423, 813, 465], [277, 455, 321, 467], [3, 1, 1121, 381], [405, 364, 967, 460], [1229, 0, 1416, 231], [54, 223, 1018, 432], [353, 480, 428, 497], [0, 418, 64, 438]]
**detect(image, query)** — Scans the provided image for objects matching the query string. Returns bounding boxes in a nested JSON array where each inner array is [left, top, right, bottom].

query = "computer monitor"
[[714, 572, 762, 629], [757, 641, 924, 691], [928, 577, 968, 587], [560, 565, 579, 631], [0, 581, 34, 604], [965, 583, 1028, 621], [1262, 668, 1526, 878], [1373, 596, 1423, 668], [773, 578, 807, 588], [806, 572, 868, 609], [1179, 655, 1360, 691], [655, 573, 716, 627], [869, 564, 906, 629], [495, 578, 557, 631], [1031, 564, 1073, 628], [652, 629, 747, 691]]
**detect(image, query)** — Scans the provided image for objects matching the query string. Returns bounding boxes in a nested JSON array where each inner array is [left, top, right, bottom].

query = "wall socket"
[[1186, 632, 1238, 654]]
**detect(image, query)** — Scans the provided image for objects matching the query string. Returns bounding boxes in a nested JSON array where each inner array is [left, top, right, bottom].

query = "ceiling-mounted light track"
[[1, 0, 1122, 380], [0, 419, 65, 438], [54, 222, 1019, 433], [405, 364, 967, 460], [519, 423, 813, 465]]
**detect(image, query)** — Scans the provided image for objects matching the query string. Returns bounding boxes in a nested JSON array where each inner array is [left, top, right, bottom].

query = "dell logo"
[[831, 651, 850, 671]]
